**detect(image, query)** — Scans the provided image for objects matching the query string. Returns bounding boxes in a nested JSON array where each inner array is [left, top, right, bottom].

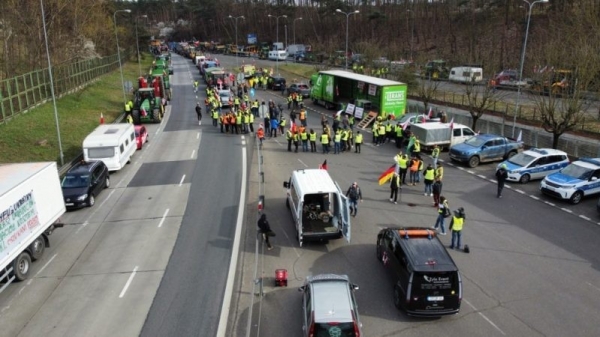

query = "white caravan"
[[83, 124, 136, 171]]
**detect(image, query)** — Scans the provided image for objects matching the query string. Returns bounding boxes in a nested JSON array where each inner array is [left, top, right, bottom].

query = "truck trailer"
[[409, 123, 476, 151], [0, 162, 65, 290]]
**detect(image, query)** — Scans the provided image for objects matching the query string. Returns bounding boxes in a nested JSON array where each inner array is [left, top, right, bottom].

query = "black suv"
[[267, 76, 286, 90], [62, 160, 109, 209]]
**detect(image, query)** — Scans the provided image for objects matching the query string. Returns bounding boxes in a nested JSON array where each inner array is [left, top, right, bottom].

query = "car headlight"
[[77, 194, 88, 201]]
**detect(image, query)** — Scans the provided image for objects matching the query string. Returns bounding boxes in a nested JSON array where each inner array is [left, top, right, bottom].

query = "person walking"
[[432, 178, 443, 206], [423, 164, 435, 196], [389, 172, 401, 204], [257, 213, 274, 250], [346, 182, 363, 217], [496, 163, 508, 198], [433, 196, 449, 235], [431, 144, 440, 169], [270, 117, 279, 138], [195, 103, 202, 125], [449, 207, 466, 250]]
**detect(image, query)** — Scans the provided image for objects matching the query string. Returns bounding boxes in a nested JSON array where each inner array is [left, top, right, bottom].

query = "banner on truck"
[[354, 107, 364, 119], [247, 34, 257, 45], [345, 103, 356, 115], [0, 191, 40, 254], [381, 85, 408, 118]]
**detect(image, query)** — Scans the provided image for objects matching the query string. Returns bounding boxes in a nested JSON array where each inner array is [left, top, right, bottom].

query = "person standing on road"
[[432, 178, 443, 206], [320, 131, 330, 154], [433, 196, 449, 235], [257, 213, 274, 250], [449, 207, 466, 250], [346, 182, 363, 217], [389, 172, 401, 204], [354, 131, 363, 153], [435, 162, 444, 182], [496, 164, 509, 198], [195, 103, 202, 125], [431, 144, 440, 169], [423, 164, 435, 196], [309, 129, 317, 153]]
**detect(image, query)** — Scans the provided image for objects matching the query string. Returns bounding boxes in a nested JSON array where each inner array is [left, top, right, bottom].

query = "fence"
[[407, 101, 600, 158], [0, 52, 128, 123]]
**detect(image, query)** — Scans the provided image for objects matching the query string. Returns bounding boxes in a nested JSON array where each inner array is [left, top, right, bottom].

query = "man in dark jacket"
[[195, 103, 202, 125], [346, 182, 363, 217], [257, 213, 273, 250], [496, 164, 509, 198]]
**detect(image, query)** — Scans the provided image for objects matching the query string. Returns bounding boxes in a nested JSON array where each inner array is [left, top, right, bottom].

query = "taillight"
[[308, 313, 315, 337], [352, 311, 361, 337]]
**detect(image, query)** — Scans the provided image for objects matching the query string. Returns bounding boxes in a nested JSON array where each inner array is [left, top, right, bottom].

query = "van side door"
[[334, 182, 351, 243]]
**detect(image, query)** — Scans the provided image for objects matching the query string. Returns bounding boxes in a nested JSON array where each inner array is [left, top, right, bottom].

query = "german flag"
[[378, 164, 397, 185]]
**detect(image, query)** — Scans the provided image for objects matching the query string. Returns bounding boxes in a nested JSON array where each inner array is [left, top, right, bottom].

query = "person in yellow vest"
[[287, 94, 293, 110], [372, 121, 379, 145], [348, 115, 355, 130], [449, 207, 466, 250], [432, 144, 440, 169], [126, 114, 133, 124], [243, 93, 250, 106], [354, 131, 363, 154], [286, 128, 293, 152], [389, 172, 401, 204], [423, 164, 435, 196], [395, 123, 403, 149], [212, 109, 219, 127], [292, 131, 300, 153], [435, 162, 444, 182], [413, 138, 421, 157], [243, 111, 250, 134], [294, 93, 303, 109], [385, 121, 393, 143], [378, 122, 386, 146], [299, 109, 307, 127], [234, 96, 241, 110], [334, 130, 342, 154], [340, 128, 349, 152], [416, 155, 424, 183], [397, 154, 409, 186], [279, 116, 287, 134], [124, 101, 132, 117], [235, 111, 242, 134], [252, 99, 259, 117], [300, 129, 309, 152], [346, 128, 354, 152], [309, 129, 317, 153], [320, 132, 330, 154]]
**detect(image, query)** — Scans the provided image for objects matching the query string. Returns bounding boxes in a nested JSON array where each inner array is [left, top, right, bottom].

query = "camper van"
[[448, 66, 483, 83], [286, 44, 306, 57], [283, 169, 351, 247], [268, 50, 288, 61], [83, 124, 136, 172]]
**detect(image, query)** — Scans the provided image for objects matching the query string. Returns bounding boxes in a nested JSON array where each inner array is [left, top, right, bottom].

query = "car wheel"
[[393, 285, 403, 310], [88, 194, 95, 207], [29, 236, 45, 261], [519, 174, 531, 184], [11, 252, 31, 281], [506, 150, 517, 159], [105, 176, 110, 189], [570, 191, 583, 204], [468, 156, 480, 168], [376, 244, 383, 262]]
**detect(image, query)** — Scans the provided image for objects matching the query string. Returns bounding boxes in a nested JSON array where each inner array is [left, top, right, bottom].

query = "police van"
[[540, 158, 600, 204], [283, 169, 351, 247], [83, 124, 136, 172], [498, 148, 569, 184], [376, 227, 462, 317]]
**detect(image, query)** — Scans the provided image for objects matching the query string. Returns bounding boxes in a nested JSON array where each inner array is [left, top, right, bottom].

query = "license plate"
[[427, 296, 444, 301], [65, 203, 74, 206]]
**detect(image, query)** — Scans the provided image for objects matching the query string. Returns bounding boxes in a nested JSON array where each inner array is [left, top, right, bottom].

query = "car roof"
[[291, 169, 339, 195], [386, 227, 458, 272], [524, 148, 567, 157], [573, 158, 600, 169], [307, 274, 354, 323], [68, 160, 103, 174]]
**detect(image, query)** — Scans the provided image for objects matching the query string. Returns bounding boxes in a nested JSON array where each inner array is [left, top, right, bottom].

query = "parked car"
[[294, 50, 326, 63], [219, 90, 233, 107], [134, 125, 148, 150], [449, 134, 524, 168], [540, 158, 600, 204], [61, 160, 109, 209], [267, 76, 286, 90], [497, 148, 569, 184], [398, 113, 440, 125], [299, 274, 362, 336], [286, 83, 311, 98]]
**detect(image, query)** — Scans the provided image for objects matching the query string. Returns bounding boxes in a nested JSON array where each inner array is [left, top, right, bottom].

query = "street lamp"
[[512, 0, 549, 137], [40, 0, 63, 166], [228, 15, 245, 69], [136, 15, 148, 77], [268, 14, 287, 75], [406, 10, 414, 62], [335, 9, 360, 70], [113, 9, 131, 104], [293, 17, 303, 45]]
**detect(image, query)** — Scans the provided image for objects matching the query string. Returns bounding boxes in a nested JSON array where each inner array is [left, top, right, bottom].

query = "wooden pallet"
[[357, 111, 378, 129]]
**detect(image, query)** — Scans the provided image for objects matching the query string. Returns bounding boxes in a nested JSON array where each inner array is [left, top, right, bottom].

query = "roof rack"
[[398, 228, 435, 240]]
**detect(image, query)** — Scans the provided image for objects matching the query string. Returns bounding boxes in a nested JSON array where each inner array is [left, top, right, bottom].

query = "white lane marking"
[[75, 220, 89, 234], [191, 150, 196, 158], [467, 170, 475, 174], [179, 175, 186, 186], [579, 215, 591, 221], [477, 174, 487, 179], [587, 282, 600, 293], [561, 208, 572, 213], [457, 167, 465, 170], [158, 208, 170, 228], [530, 195, 540, 200], [297, 159, 308, 168], [119, 266, 139, 298], [515, 189, 525, 194], [197, 132, 200, 139], [155, 128, 160, 136], [463, 299, 506, 335], [216, 144, 247, 337], [35, 254, 58, 277], [544, 201, 555, 206]]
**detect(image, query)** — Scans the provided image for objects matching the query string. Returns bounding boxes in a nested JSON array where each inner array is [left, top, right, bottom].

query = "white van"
[[268, 50, 288, 61], [449, 66, 483, 83], [286, 44, 306, 56], [272, 42, 284, 51], [83, 124, 136, 172], [283, 169, 351, 247]]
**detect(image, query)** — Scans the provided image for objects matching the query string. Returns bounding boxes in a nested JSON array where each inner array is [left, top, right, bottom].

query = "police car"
[[498, 148, 569, 184], [540, 158, 600, 204]]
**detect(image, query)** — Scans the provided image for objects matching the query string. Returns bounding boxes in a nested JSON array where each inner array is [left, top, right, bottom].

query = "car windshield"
[[62, 174, 90, 188], [314, 322, 356, 337], [398, 114, 415, 123], [298, 84, 309, 89], [220, 93, 230, 98], [508, 153, 537, 167], [464, 137, 486, 147], [560, 163, 593, 180]]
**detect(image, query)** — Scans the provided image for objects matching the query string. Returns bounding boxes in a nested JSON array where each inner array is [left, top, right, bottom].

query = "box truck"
[[409, 123, 476, 151], [0, 162, 65, 290]]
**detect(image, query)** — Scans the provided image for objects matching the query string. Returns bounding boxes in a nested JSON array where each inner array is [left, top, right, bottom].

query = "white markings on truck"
[[119, 266, 139, 298], [158, 209, 170, 228]]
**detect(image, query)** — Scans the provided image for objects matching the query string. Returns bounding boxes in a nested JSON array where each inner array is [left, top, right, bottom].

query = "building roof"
[[319, 70, 405, 87]]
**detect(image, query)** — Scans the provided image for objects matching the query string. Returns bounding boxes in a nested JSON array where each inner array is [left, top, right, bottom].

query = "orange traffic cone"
[[100, 113, 104, 124]]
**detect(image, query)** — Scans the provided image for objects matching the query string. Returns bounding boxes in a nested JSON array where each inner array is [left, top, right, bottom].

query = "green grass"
[[0, 55, 154, 164]]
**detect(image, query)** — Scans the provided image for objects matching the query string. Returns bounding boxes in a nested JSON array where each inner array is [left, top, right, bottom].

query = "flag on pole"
[[100, 113, 104, 124], [378, 164, 397, 185], [427, 107, 433, 118], [402, 121, 409, 130], [516, 130, 522, 142], [319, 160, 328, 170], [449, 117, 454, 129]]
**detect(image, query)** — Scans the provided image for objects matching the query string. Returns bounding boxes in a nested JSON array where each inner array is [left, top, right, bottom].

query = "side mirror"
[[283, 181, 290, 188], [298, 286, 305, 292], [592, 177, 598, 181], [352, 284, 360, 291]]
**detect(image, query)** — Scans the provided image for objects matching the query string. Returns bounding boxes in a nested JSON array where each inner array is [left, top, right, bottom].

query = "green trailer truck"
[[310, 70, 408, 119]]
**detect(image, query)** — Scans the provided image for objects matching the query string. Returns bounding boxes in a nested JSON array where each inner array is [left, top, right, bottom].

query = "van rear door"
[[297, 200, 304, 247], [334, 182, 352, 243]]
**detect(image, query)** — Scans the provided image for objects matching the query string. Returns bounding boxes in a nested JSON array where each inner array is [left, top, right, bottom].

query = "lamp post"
[[136, 15, 148, 77], [335, 9, 360, 70], [293, 17, 303, 45], [228, 15, 245, 69], [512, 0, 549, 137], [40, 0, 63, 166], [406, 9, 414, 62], [113, 9, 131, 104], [268, 14, 287, 75]]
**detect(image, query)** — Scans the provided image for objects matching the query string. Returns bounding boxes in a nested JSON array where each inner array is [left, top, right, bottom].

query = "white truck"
[[409, 122, 476, 151], [0, 162, 65, 290]]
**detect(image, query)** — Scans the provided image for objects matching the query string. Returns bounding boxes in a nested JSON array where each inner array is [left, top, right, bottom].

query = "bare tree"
[[462, 77, 505, 131], [414, 78, 440, 112]]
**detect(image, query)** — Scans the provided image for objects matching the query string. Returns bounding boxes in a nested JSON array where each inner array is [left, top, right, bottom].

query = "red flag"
[[449, 117, 454, 129], [100, 113, 104, 124], [428, 107, 433, 118], [141, 107, 147, 117], [319, 160, 328, 170]]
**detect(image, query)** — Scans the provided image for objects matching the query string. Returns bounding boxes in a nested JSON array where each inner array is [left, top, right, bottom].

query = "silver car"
[[287, 83, 311, 98], [218, 90, 232, 108]]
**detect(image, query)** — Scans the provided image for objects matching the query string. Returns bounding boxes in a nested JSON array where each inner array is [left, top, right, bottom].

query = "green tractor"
[[131, 88, 165, 124], [258, 42, 270, 60], [150, 66, 172, 101], [424, 60, 450, 80]]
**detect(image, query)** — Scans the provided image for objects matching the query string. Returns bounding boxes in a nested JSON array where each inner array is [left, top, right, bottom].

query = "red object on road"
[[275, 269, 288, 287]]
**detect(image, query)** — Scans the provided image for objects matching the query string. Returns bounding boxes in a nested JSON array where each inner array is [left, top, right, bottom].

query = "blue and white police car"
[[540, 158, 600, 204], [498, 148, 569, 184]]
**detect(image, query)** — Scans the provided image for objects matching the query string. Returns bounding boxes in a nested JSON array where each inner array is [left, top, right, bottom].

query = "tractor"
[[258, 42, 270, 60], [131, 80, 165, 124], [424, 60, 450, 80]]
